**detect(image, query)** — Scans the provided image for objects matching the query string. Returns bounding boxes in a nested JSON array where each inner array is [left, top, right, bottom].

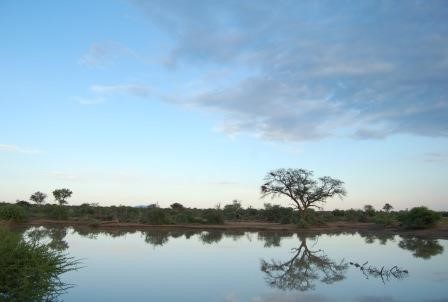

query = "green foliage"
[[0, 226, 79, 301], [332, 209, 345, 217], [296, 209, 329, 228], [16, 200, 31, 207], [202, 209, 224, 224], [170, 202, 184, 210], [141, 208, 172, 225], [373, 212, 396, 227], [52, 189, 73, 205], [30, 191, 47, 205], [263, 203, 294, 224], [0, 204, 28, 222], [174, 211, 202, 224], [345, 209, 368, 222], [382, 203, 393, 212], [398, 206, 442, 229], [363, 204, 376, 217], [49, 205, 69, 220], [87, 218, 101, 228], [8, 192, 444, 230], [261, 168, 346, 216], [223, 200, 243, 220], [78, 203, 95, 216]]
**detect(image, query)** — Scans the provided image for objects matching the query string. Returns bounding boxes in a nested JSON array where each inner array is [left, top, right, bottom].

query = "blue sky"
[[1, 0, 447, 210]]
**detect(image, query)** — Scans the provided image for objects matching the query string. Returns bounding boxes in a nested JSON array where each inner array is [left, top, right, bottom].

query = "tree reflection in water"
[[261, 236, 348, 291], [27, 226, 438, 290], [349, 261, 408, 283], [144, 231, 170, 247], [200, 231, 224, 244], [360, 232, 395, 245], [357, 232, 444, 260], [398, 237, 444, 259], [27, 226, 69, 251], [258, 232, 294, 248]]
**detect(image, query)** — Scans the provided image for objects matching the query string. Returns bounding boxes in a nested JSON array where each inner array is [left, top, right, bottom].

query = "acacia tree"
[[261, 168, 346, 217], [52, 189, 73, 205], [30, 192, 47, 205], [364, 204, 375, 216], [382, 203, 393, 212]]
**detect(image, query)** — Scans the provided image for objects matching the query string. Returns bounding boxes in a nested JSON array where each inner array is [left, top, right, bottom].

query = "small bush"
[[170, 202, 184, 210], [0, 204, 28, 222], [332, 209, 345, 217], [141, 208, 171, 225], [174, 212, 203, 224], [279, 215, 293, 224], [202, 209, 224, 224], [87, 218, 101, 228], [49, 206, 69, 220], [373, 212, 395, 227], [398, 206, 441, 229], [263, 203, 294, 223], [296, 210, 327, 228]]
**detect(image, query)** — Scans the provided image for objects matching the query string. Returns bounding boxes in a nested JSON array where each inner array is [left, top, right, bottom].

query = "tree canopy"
[[30, 191, 47, 205], [52, 189, 73, 205], [261, 168, 346, 213]]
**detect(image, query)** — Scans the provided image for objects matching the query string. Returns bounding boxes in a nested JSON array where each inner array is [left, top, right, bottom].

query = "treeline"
[[0, 199, 445, 229]]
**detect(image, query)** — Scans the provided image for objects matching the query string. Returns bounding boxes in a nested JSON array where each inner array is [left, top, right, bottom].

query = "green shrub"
[[344, 209, 369, 222], [0, 226, 79, 301], [373, 212, 396, 227], [141, 208, 171, 225], [263, 203, 294, 223], [87, 218, 101, 228], [398, 206, 441, 229], [332, 209, 345, 217], [0, 204, 27, 222], [174, 212, 203, 224], [49, 206, 69, 220], [223, 200, 243, 220], [279, 215, 293, 224], [296, 209, 330, 228], [202, 209, 224, 224]]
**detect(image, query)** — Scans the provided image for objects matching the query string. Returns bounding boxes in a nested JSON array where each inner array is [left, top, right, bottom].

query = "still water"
[[22, 226, 448, 302]]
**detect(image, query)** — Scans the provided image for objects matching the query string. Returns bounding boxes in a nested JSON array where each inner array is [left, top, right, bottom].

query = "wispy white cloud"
[[91, 84, 151, 97], [73, 96, 106, 105], [78, 41, 134, 67], [423, 152, 448, 163], [0, 144, 42, 154], [75, 83, 152, 105]]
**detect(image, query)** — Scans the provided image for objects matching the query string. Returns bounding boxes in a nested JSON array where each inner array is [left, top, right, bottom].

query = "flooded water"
[[19, 226, 448, 301]]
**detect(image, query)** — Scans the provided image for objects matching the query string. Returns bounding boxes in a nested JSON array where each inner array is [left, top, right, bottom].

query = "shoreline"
[[6, 219, 448, 239]]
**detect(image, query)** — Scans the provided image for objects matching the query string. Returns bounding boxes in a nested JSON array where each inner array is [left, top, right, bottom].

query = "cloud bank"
[[132, 0, 448, 141]]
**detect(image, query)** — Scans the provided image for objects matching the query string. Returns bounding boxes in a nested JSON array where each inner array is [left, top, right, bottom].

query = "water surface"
[[21, 227, 448, 302]]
